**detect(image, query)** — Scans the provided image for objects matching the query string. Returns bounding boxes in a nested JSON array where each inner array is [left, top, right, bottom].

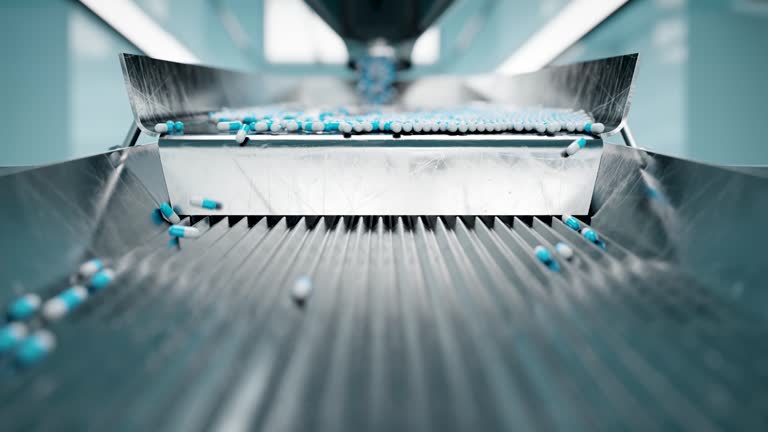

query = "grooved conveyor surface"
[[1, 215, 765, 431]]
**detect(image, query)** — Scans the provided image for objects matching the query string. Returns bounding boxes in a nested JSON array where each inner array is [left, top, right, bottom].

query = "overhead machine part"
[[1, 53, 767, 431]]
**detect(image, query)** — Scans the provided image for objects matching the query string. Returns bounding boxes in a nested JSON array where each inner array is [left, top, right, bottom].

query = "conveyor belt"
[[1, 215, 766, 431]]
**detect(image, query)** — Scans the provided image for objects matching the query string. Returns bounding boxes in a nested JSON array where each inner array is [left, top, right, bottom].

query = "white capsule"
[[254, 121, 268, 132], [353, 122, 365, 133], [235, 127, 248, 144], [340, 121, 353, 134], [292, 276, 313, 304], [535, 122, 547, 133], [477, 123, 486, 132], [270, 121, 283, 132], [363, 121, 374, 133], [159, 202, 180, 224], [565, 122, 576, 132], [562, 137, 587, 157], [439, 122, 448, 132], [311, 122, 325, 132], [413, 122, 423, 133], [43, 285, 88, 321], [154, 123, 169, 133], [169, 225, 201, 238], [79, 259, 104, 280], [555, 242, 574, 260], [546, 122, 561, 133], [447, 122, 458, 133], [458, 122, 468, 133], [390, 122, 402, 133], [402, 122, 413, 133], [285, 120, 299, 132], [586, 122, 605, 134], [524, 122, 534, 132]]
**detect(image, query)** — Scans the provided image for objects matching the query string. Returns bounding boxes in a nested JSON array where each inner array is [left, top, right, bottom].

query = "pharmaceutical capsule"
[[174, 121, 184, 132], [217, 121, 243, 132], [43, 285, 88, 321], [79, 258, 104, 280], [581, 227, 600, 243], [7, 294, 41, 321], [389, 121, 402, 134], [311, 121, 325, 132], [285, 120, 299, 132], [402, 122, 413, 133], [339, 121, 353, 134], [0, 322, 28, 353], [169, 225, 201, 238], [447, 122, 458, 133], [584, 122, 605, 134], [292, 276, 313, 304], [555, 242, 574, 260], [562, 137, 587, 157], [235, 123, 249, 144], [534, 245, 559, 271], [89, 269, 115, 292], [15, 330, 56, 367], [458, 122, 468, 133], [270, 121, 283, 132], [154, 122, 171, 133], [159, 202, 181, 224], [535, 122, 547, 133], [546, 122, 561, 133], [190, 197, 222, 210], [561, 214, 580, 231]]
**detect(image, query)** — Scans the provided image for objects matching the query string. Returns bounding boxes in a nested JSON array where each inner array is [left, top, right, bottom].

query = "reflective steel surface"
[[159, 135, 602, 216]]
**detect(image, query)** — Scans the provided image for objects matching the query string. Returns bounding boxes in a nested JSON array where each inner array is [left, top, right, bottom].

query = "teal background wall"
[[558, 0, 768, 165], [1, 0, 766, 166]]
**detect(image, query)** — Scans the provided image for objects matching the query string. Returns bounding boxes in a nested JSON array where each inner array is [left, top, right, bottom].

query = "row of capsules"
[[533, 215, 607, 271], [1, 259, 116, 367], [208, 105, 606, 143]]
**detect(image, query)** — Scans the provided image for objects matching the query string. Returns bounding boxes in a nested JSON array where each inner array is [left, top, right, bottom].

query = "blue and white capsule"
[[159, 202, 181, 224], [235, 123, 250, 144], [42, 285, 88, 321], [217, 121, 243, 132], [561, 214, 581, 231], [8, 294, 41, 321], [562, 137, 587, 157], [190, 197, 222, 210], [584, 122, 605, 134], [581, 227, 599, 243], [292, 276, 313, 304], [89, 269, 115, 292], [169, 225, 201, 238], [534, 245, 559, 272], [0, 322, 28, 353], [15, 330, 56, 367], [555, 242, 574, 260], [78, 258, 104, 280], [154, 121, 174, 134]]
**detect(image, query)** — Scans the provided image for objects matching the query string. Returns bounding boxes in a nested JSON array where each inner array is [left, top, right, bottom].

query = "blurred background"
[[0, 0, 766, 166]]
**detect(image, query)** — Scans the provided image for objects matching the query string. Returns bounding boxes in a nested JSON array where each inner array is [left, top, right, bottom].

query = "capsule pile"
[[207, 105, 605, 138]]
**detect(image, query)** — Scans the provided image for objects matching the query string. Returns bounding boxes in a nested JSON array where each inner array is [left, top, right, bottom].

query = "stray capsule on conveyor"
[[235, 123, 250, 144], [555, 242, 574, 260], [562, 137, 587, 157], [79, 258, 104, 280], [42, 285, 88, 322], [169, 225, 201, 238], [159, 202, 181, 224], [89, 269, 115, 292], [581, 227, 606, 249], [15, 330, 56, 367], [292, 276, 313, 305], [190, 197, 222, 210], [7, 294, 41, 321], [534, 246, 560, 272], [0, 322, 28, 353], [561, 214, 581, 231]]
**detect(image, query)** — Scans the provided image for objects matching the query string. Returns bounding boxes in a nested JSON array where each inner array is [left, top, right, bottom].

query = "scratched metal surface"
[[0, 144, 168, 306], [158, 135, 603, 215], [590, 143, 768, 322], [120, 53, 637, 137], [0, 215, 766, 431], [465, 53, 638, 135], [1, 145, 768, 430]]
